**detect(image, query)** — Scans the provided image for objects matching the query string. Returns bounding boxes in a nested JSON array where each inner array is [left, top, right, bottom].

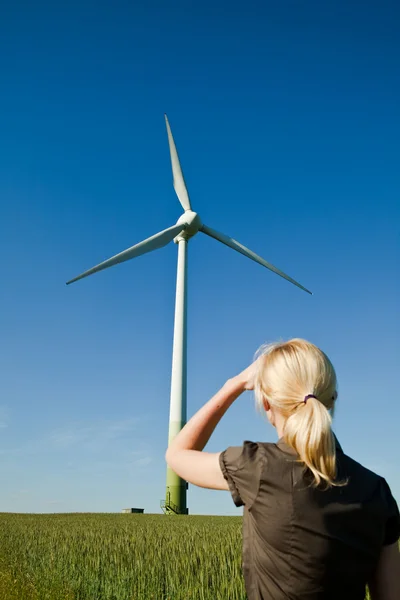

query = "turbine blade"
[[164, 114, 192, 211], [67, 223, 185, 285], [201, 224, 312, 295]]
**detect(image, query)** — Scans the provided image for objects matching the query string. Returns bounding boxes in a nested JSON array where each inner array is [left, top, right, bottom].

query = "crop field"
[[0, 513, 245, 600], [0, 513, 372, 600]]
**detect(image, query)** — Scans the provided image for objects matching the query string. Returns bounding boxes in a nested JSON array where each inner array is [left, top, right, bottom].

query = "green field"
[[0, 513, 372, 600], [0, 513, 245, 600]]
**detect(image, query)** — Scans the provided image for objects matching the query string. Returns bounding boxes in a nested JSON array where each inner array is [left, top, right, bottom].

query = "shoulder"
[[220, 440, 264, 471], [338, 451, 386, 488], [338, 452, 398, 510], [219, 441, 269, 508], [219, 440, 284, 473], [219, 440, 296, 508]]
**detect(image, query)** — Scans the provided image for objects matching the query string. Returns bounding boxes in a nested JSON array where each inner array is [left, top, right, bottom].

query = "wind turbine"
[[67, 115, 311, 515]]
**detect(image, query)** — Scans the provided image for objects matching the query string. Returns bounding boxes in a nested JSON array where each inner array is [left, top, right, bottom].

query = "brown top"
[[219, 436, 400, 600]]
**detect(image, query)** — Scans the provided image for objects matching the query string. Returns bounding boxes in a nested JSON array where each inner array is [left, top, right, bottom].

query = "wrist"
[[226, 375, 247, 394]]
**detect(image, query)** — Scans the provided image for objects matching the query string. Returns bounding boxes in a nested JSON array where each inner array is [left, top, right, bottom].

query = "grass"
[[0, 513, 245, 600], [0, 513, 374, 600]]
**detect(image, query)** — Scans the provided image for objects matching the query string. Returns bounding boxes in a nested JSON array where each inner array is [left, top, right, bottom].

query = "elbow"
[[165, 448, 175, 467], [165, 448, 182, 473]]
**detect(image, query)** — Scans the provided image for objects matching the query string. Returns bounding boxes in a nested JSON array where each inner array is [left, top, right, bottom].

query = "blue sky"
[[0, 1, 399, 515]]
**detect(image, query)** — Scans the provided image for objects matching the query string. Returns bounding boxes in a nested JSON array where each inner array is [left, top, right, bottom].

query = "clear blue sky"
[[0, 1, 399, 515]]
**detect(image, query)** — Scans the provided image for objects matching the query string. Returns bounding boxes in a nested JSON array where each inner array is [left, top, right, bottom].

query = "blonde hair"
[[254, 338, 344, 489]]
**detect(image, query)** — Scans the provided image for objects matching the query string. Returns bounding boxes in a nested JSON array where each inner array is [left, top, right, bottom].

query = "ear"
[[263, 398, 271, 412]]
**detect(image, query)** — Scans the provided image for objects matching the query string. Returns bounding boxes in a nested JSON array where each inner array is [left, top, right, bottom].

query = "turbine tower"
[[67, 115, 312, 515]]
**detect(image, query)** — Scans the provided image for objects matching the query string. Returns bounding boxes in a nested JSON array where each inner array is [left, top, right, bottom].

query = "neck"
[[274, 413, 286, 439]]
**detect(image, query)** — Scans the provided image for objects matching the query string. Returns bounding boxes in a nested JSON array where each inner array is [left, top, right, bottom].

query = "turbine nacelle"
[[174, 210, 202, 242]]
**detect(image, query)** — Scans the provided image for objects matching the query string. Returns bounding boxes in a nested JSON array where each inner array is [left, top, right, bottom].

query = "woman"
[[166, 338, 400, 599]]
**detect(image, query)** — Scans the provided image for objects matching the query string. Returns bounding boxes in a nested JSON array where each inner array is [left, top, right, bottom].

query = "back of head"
[[254, 338, 342, 489]]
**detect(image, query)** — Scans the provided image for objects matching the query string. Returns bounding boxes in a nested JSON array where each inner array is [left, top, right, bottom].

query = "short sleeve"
[[219, 441, 263, 508], [381, 478, 400, 545]]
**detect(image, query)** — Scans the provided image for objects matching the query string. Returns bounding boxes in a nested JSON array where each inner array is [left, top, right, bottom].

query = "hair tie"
[[304, 394, 318, 404]]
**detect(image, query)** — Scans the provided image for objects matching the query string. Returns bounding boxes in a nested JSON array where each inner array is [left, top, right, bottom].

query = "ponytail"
[[283, 396, 338, 488]]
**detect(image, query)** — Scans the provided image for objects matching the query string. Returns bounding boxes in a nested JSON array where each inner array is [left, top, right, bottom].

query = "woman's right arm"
[[368, 542, 400, 600]]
